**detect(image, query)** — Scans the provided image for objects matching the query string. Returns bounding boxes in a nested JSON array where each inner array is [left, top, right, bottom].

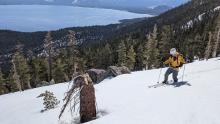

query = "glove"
[[177, 63, 183, 68], [161, 62, 167, 68]]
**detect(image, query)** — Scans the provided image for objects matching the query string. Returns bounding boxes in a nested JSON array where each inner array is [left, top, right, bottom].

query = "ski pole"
[[157, 68, 163, 83], [182, 65, 186, 82]]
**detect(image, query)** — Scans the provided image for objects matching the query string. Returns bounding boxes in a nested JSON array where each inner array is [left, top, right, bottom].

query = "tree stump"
[[59, 74, 97, 123], [74, 74, 96, 123]]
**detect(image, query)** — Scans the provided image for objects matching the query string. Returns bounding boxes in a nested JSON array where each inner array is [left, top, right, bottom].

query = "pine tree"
[[205, 32, 213, 60], [44, 32, 53, 81], [135, 44, 144, 70], [11, 59, 22, 91], [84, 48, 96, 69], [0, 68, 6, 95], [105, 43, 114, 67], [117, 41, 127, 66], [212, 14, 220, 58], [212, 28, 220, 58], [185, 34, 204, 61], [12, 50, 32, 90], [38, 59, 49, 83], [146, 25, 160, 69], [185, 38, 195, 61], [158, 25, 173, 62], [126, 45, 136, 70], [142, 37, 148, 70], [100, 43, 113, 69], [0, 69, 4, 84], [194, 33, 205, 59], [30, 58, 42, 87], [53, 58, 68, 83], [37, 90, 60, 112], [67, 30, 81, 76]]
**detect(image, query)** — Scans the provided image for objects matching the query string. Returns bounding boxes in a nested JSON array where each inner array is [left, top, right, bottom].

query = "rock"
[[86, 69, 107, 84], [120, 66, 131, 74], [36, 80, 55, 88], [107, 66, 131, 77], [107, 66, 121, 76], [49, 79, 55, 85]]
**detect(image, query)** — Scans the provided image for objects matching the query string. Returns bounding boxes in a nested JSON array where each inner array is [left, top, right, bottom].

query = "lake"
[[0, 5, 151, 32]]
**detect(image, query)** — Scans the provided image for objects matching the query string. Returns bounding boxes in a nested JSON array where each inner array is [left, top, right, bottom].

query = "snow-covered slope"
[[0, 58, 220, 124]]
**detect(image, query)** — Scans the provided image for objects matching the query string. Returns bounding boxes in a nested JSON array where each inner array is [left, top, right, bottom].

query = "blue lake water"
[[0, 5, 150, 32]]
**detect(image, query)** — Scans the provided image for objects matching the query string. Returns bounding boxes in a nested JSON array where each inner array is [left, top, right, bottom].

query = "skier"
[[162, 48, 186, 84]]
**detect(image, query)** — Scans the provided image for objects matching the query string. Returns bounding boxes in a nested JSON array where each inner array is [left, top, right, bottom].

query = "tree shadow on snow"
[[64, 109, 109, 124], [169, 81, 191, 88]]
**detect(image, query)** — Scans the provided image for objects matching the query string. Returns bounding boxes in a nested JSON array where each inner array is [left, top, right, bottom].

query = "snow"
[[72, 0, 79, 4], [0, 5, 151, 32], [44, 0, 54, 2], [182, 5, 220, 30], [214, 6, 220, 11], [0, 58, 220, 124], [182, 20, 194, 29], [198, 13, 205, 21]]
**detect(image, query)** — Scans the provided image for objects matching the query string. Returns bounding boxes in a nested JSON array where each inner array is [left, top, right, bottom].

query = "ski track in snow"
[[0, 58, 220, 124]]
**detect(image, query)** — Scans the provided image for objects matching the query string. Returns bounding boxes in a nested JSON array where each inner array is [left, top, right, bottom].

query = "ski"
[[148, 81, 174, 88], [148, 81, 190, 88], [148, 83, 165, 88]]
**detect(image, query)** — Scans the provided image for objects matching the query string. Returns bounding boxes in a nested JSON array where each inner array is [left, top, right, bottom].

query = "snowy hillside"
[[0, 5, 150, 32], [0, 58, 220, 124]]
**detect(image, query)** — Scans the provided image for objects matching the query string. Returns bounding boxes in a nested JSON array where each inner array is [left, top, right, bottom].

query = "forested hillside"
[[0, 0, 220, 95]]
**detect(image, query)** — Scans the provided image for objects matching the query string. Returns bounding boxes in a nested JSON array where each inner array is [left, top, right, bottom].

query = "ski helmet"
[[170, 48, 177, 56]]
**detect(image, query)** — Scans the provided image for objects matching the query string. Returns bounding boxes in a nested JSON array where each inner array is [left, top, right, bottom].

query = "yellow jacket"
[[164, 52, 186, 69]]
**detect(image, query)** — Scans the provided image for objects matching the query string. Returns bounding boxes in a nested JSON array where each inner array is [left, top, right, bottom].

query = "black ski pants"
[[164, 67, 179, 82]]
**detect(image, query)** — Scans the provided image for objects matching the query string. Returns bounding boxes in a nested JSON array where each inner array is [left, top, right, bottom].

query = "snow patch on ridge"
[[44, 0, 54, 2], [214, 6, 220, 11], [198, 13, 205, 21], [181, 5, 220, 30], [72, 0, 79, 4]]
